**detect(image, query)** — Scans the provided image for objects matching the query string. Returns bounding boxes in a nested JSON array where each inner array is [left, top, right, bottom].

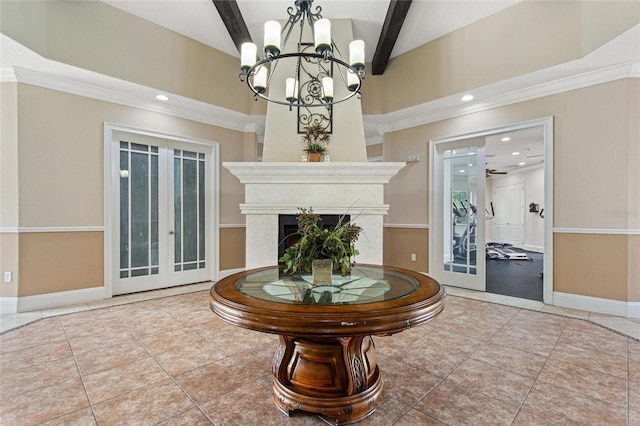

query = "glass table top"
[[235, 265, 420, 305]]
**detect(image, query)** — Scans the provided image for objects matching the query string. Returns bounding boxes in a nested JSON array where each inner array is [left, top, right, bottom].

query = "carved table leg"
[[272, 335, 383, 424]]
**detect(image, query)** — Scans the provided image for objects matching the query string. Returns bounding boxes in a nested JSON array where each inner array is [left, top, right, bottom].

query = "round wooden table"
[[209, 264, 445, 424]]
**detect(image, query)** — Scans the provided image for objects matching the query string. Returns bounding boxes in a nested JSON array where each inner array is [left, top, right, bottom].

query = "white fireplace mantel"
[[224, 162, 406, 184], [224, 162, 405, 269]]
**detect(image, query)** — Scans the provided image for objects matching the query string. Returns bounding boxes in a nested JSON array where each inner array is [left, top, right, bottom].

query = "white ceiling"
[[485, 126, 545, 175], [101, 0, 519, 61]]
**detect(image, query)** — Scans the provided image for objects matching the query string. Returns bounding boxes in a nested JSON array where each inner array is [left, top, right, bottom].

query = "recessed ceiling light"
[[468, 163, 473, 167], [461, 94, 474, 102], [501, 137, 511, 142], [459, 169, 465, 173], [512, 151, 520, 156], [519, 162, 526, 166], [156, 94, 169, 101]]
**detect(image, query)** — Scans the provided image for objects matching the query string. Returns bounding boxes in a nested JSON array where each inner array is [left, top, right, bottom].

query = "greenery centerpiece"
[[301, 122, 330, 162], [279, 208, 362, 279]]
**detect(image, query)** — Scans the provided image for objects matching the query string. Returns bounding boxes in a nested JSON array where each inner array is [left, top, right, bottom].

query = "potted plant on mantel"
[[301, 122, 330, 162], [279, 208, 362, 284]]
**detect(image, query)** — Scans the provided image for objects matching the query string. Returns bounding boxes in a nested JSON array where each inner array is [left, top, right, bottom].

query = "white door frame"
[[103, 123, 220, 298], [429, 117, 554, 304]]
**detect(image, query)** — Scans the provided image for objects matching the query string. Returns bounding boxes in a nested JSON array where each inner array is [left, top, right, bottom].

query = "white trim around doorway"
[[103, 123, 220, 299], [429, 117, 554, 305]]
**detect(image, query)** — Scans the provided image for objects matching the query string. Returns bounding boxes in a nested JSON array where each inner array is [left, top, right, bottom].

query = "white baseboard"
[[17, 287, 105, 312], [0, 297, 18, 314], [553, 291, 639, 318], [629, 302, 640, 318], [217, 268, 246, 280], [5, 270, 247, 314]]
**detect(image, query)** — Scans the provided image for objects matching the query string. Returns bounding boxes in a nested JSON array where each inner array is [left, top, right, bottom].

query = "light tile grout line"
[[61, 320, 101, 426], [505, 309, 568, 426], [390, 301, 520, 424], [627, 340, 631, 426]]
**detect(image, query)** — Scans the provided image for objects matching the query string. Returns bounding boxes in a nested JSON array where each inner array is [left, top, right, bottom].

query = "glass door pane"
[[119, 142, 160, 279], [173, 150, 207, 273], [432, 141, 485, 292], [443, 147, 478, 275]]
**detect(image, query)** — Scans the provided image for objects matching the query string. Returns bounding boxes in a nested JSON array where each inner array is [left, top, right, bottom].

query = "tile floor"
[[0, 284, 638, 425]]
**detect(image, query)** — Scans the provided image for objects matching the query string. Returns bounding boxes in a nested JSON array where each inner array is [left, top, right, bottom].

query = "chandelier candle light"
[[239, 0, 366, 109]]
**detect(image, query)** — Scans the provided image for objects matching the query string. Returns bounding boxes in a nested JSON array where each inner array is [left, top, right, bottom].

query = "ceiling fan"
[[486, 168, 507, 177]]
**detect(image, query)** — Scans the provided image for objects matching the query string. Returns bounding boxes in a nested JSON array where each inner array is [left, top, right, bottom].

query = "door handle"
[[169, 230, 175, 235]]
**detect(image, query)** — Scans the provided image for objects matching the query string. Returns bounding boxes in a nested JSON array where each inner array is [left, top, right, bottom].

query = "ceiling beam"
[[211, 0, 253, 53], [371, 0, 413, 75]]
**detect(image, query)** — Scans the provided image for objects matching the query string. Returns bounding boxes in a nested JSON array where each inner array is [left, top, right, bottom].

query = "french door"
[[431, 140, 486, 291], [110, 130, 214, 295]]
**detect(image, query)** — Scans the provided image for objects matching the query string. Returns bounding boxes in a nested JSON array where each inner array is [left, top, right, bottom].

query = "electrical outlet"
[[4, 272, 11, 282], [411, 253, 416, 262]]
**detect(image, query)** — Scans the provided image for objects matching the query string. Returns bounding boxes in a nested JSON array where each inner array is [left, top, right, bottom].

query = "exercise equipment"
[[486, 242, 532, 261], [452, 201, 477, 261]]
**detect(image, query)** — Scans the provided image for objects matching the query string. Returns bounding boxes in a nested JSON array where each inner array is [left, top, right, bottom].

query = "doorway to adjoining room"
[[430, 118, 552, 304], [485, 127, 545, 301]]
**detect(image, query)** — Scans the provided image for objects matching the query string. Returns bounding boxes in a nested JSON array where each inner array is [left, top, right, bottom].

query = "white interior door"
[[111, 131, 213, 295], [431, 141, 486, 291], [493, 183, 524, 247]]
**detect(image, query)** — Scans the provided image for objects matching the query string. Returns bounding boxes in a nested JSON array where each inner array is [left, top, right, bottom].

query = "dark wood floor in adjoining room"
[[1, 289, 638, 425]]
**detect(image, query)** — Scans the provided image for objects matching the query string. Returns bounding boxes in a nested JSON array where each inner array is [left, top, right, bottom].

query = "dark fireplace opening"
[[278, 214, 349, 260]]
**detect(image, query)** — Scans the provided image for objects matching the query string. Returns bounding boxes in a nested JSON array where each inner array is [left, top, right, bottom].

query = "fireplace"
[[278, 214, 349, 259], [223, 162, 405, 269]]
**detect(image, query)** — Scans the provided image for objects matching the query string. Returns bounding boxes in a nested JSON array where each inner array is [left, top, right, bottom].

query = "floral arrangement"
[[300, 122, 331, 154], [279, 207, 361, 276]]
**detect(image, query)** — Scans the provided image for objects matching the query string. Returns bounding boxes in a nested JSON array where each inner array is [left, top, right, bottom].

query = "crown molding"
[[0, 66, 17, 82], [377, 61, 639, 135], [6, 66, 264, 134], [2, 59, 637, 142]]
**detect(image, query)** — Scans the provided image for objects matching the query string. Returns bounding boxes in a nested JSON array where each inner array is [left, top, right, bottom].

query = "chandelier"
[[239, 0, 366, 111]]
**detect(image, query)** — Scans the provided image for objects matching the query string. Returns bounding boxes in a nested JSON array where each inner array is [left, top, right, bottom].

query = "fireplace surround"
[[224, 162, 405, 269]]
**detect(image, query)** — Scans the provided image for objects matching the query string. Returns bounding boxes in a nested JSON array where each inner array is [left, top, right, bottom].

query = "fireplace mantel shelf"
[[223, 162, 406, 184]]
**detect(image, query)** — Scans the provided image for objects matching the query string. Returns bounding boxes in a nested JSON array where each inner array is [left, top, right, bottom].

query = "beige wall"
[[382, 80, 636, 229], [19, 232, 103, 297], [0, 83, 19, 298], [17, 84, 248, 226], [381, 1, 639, 113], [629, 235, 640, 302], [366, 143, 383, 159], [220, 228, 246, 271], [0, 0, 251, 114], [628, 79, 640, 232], [10, 83, 251, 297], [360, 71, 385, 116], [383, 228, 428, 272], [381, 79, 639, 302], [0, 233, 19, 298], [554, 233, 638, 302]]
